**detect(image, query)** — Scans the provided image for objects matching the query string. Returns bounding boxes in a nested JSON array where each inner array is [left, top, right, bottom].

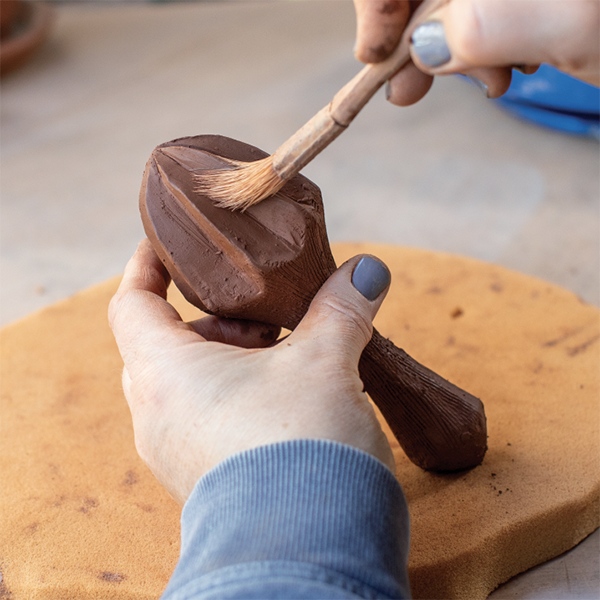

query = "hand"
[[353, 0, 435, 106], [109, 240, 395, 505], [354, 0, 599, 104]]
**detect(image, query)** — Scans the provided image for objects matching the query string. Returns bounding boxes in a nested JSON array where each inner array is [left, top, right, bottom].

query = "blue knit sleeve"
[[161, 439, 411, 599]]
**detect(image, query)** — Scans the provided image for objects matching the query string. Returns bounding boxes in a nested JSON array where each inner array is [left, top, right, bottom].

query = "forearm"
[[161, 439, 411, 600]]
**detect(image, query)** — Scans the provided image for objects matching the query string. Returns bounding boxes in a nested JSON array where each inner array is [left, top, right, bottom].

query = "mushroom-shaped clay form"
[[140, 135, 487, 472]]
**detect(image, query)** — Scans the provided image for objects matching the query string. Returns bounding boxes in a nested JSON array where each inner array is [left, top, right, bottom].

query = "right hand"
[[354, 0, 600, 104]]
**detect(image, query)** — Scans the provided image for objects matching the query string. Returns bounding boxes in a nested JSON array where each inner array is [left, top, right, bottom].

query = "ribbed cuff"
[[162, 440, 411, 599]]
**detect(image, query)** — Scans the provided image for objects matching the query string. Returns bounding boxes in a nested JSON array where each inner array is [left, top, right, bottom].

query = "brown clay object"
[[0, 0, 54, 76], [139, 134, 487, 472]]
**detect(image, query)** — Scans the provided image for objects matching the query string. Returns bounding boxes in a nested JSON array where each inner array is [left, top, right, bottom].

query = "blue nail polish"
[[467, 75, 489, 98], [411, 21, 451, 68], [352, 257, 390, 301]]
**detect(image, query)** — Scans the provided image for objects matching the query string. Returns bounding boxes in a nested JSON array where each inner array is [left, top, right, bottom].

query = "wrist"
[[163, 439, 410, 599]]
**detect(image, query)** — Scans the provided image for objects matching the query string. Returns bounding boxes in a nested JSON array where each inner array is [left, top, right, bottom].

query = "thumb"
[[292, 255, 391, 365], [408, 0, 599, 86]]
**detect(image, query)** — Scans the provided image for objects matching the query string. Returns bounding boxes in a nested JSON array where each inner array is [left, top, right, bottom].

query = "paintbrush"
[[195, 32, 412, 211]]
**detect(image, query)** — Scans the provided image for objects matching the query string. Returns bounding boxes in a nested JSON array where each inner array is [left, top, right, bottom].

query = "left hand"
[[109, 240, 395, 505]]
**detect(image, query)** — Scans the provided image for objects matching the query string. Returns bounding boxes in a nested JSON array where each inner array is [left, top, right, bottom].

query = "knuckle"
[[322, 296, 373, 345], [564, 1, 599, 64], [107, 292, 124, 330], [541, 1, 598, 76], [377, 0, 406, 18], [363, 43, 394, 63], [109, 289, 165, 353], [572, 0, 598, 27], [108, 288, 139, 330], [452, 2, 487, 64]]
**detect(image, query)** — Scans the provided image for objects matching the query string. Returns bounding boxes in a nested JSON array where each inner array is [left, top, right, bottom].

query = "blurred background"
[[1, 0, 598, 328]]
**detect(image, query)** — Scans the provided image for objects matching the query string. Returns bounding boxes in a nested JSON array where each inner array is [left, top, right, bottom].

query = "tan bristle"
[[194, 156, 284, 211]]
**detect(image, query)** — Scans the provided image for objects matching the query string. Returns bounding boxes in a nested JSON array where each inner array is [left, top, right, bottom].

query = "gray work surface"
[[1, 2, 598, 598]]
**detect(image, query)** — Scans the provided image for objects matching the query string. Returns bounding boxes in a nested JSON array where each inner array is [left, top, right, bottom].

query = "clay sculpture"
[[140, 135, 487, 471]]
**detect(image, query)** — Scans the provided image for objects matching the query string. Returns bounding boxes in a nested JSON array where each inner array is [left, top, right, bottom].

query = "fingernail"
[[512, 64, 539, 75], [411, 21, 451, 68], [352, 257, 390, 301], [385, 81, 392, 100], [466, 75, 489, 98]]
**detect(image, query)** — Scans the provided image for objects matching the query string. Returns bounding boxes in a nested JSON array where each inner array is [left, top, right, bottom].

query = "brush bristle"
[[194, 156, 284, 211]]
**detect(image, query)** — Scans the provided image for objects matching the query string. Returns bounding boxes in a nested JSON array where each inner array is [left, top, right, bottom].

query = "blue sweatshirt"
[[161, 439, 411, 599]]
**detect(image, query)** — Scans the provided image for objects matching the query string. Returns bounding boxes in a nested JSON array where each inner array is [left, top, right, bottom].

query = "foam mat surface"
[[1, 243, 598, 599]]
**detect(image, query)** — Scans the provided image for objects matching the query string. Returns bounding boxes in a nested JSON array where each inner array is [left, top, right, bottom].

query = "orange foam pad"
[[1, 243, 598, 599]]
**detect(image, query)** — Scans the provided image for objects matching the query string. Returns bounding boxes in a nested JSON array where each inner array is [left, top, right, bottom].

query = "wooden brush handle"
[[329, 35, 412, 126], [270, 0, 448, 180], [273, 35, 411, 180], [360, 329, 487, 471]]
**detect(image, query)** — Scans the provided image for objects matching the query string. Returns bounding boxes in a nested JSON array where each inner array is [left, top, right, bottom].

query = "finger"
[[513, 64, 540, 76], [386, 60, 434, 106], [188, 316, 280, 349], [292, 255, 391, 365], [463, 65, 512, 98], [409, 0, 600, 85], [354, 0, 411, 63], [109, 240, 196, 373], [115, 239, 171, 302]]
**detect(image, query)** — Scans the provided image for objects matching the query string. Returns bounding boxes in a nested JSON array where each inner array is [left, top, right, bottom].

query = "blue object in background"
[[491, 64, 599, 140]]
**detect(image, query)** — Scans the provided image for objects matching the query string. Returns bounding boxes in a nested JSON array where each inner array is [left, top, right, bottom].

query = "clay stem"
[[360, 330, 488, 471]]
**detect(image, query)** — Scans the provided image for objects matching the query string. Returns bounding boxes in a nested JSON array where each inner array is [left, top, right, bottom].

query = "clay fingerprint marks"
[[98, 570, 126, 584], [542, 322, 600, 357]]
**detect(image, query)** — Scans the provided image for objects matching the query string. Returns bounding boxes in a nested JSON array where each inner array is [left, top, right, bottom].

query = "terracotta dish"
[[0, 1, 53, 76], [1, 1, 21, 38]]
